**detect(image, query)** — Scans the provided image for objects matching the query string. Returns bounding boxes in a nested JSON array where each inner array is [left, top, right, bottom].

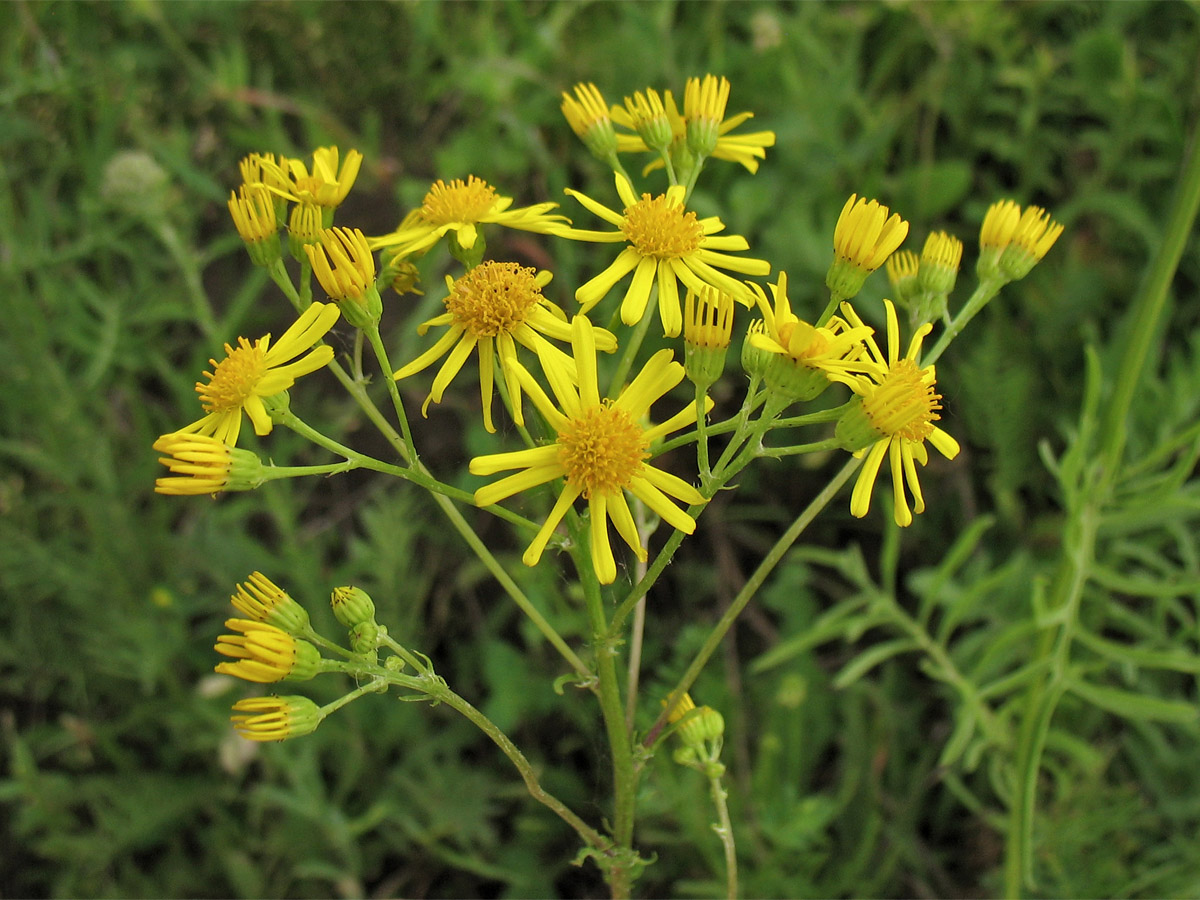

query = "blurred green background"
[[3, 1, 1200, 897]]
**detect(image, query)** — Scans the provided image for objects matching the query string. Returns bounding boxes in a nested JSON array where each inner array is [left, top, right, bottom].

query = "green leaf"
[[1068, 678, 1199, 724], [832, 639, 918, 689]]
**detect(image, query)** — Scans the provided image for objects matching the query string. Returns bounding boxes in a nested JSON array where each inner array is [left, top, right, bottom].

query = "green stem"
[[411, 674, 610, 854], [364, 324, 417, 462], [1098, 124, 1200, 487], [922, 279, 1005, 368], [257, 460, 360, 482], [607, 296, 656, 398], [758, 437, 843, 459], [696, 380, 712, 480], [648, 458, 861, 744], [708, 770, 738, 900], [570, 523, 637, 898], [815, 290, 848, 329]]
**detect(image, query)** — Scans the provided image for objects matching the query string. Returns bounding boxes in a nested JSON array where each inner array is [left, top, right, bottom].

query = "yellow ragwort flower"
[[561, 82, 622, 160], [979, 199, 1022, 252], [394, 261, 616, 434], [153, 432, 263, 495], [288, 201, 325, 261], [827, 194, 910, 299], [918, 231, 963, 296], [1001, 205, 1064, 281], [832, 300, 960, 527], [368, 175, 569, 258], [179, 302, 340, 446], [231, 572, 311, 634], [683, 287, 735, 389], [283, 146, 363, 210], [470, 316, 709, 584], [610, 77, 775, 173], [560, 172, 770, 336], [885, 249, 921, 306], [305, 227, 382, 328], [748, 272, 875, 402], [215, 619, 322, 683], [231, 695, 323, 741], [228, 184, 278, 245]]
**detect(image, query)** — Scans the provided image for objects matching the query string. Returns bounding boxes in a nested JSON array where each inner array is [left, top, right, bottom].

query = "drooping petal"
[[850, 440, 889, 518], [474, 463, 563, 507], [522, 484, 582, 567], [589, 494, 617, 584]]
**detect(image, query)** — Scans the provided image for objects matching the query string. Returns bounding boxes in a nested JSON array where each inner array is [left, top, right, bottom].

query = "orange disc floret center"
[[861, 358, 941, 442], [197, 339, 266, 412], [421, 176, 498, 225], [445, 262, 543, 337], [557, 402, 650, 498], [621, 194, 704, 258]]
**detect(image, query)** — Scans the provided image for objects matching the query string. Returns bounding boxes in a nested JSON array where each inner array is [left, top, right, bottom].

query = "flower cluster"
[[152, 78, 1065, 756]]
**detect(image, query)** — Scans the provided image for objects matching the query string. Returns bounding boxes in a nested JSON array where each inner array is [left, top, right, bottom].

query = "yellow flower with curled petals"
[[470, 316, 709, 584], [559, 172, 770, 337], [231, 695, 324, 742], [214, 619, 322, 683], [368, 175, 569, 259], [394, 261, 616, 434], [283, 146, 362, 211], [832, 300, 960, 527], [179, 303, 340, 446], [827, 195, 910, 300]]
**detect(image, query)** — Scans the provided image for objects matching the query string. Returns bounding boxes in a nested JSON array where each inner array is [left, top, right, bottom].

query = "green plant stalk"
[[1098, 125, 1200, 489], [156, 221, 219, 340], [278, 412, 588, 679], [708, 769, 738, 900], [696, 381, 712, 479], [570, 523, 638, 899], [922, 278, 1005, 368], [648, 458, 861, 743], [363, 323, 417, 462], [378, 667, 610, 854], [1004, 123, 1200, 898], [607, 295, 656, 398]]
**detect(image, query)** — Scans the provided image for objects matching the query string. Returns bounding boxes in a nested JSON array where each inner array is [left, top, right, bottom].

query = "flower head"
[[228, 184, 280, 266], [559, 173, 770, 336], [918, 231, 963, 296], [885, 249, 921, 307], [180, 302, 340, 446], [610, 77, 775, 174], [394, 261, 616, 433], [978, 200, 1063, 283], [153, 432, 263, 495], [832, 300, 960, 527], [214, 619, 322, 683], [306, 227, 382, 328], [827, 195, 909, 299], [231, 695, 323, 741], [683, 287, 735, 389], [748, 273, 874, 402], [231, 572, 311, 634], [284, 146, 362, 211], [561, 82, 622, 161], [369, 176, 569, 259], [470, 316, 709, 584], [288, 201, 325, 262]]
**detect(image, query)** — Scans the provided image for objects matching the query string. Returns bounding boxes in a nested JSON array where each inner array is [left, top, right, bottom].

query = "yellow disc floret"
[[198, 340, 267, 414], [621, 193, 704, 258], [445, 261, 544, 337], [858, 357, 941, 442], [420, 176, 500, 226], [557, 402, 650, 498]]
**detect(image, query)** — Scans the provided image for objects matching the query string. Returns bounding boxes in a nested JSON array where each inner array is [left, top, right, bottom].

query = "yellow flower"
[[152, 432, 263, 495], [368, 175, 569, 258], [559, 172, 770, 336], [231, 572, 311, 634], [620, 88, 675, 152], [180, 302, 340, 446], [917, 231, 963, 300], [885, 249, 921, 306], [561, 82, 622, 160], [826, 195, 909, 299], [977, 200, 1063, 282], [227, 184, 278, 245], [287, 201, 325, 261], [832, 300, 960, 527], [394, 261, 616, 434], [215, 619, 322, 683], [683, 287, 735, 389], [283, 146, 362, 210], [611, 77, 776, 173], [749, 272, 874, 378], [231, 695, 323, 741], [305, 227, 382, 328], [470, 316, 709, 584]]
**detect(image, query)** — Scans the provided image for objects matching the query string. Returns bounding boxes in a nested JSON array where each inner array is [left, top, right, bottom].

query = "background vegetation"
[[3, 1, 1199, 896]]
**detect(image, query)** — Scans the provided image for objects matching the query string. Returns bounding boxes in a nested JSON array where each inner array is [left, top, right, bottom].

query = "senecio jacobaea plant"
[[153, 74, 1062, 898]]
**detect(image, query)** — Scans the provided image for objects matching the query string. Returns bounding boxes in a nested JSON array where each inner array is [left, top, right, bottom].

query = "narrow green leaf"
[[1068, 678, 1199, 724], [832, 639, 917, 689]]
